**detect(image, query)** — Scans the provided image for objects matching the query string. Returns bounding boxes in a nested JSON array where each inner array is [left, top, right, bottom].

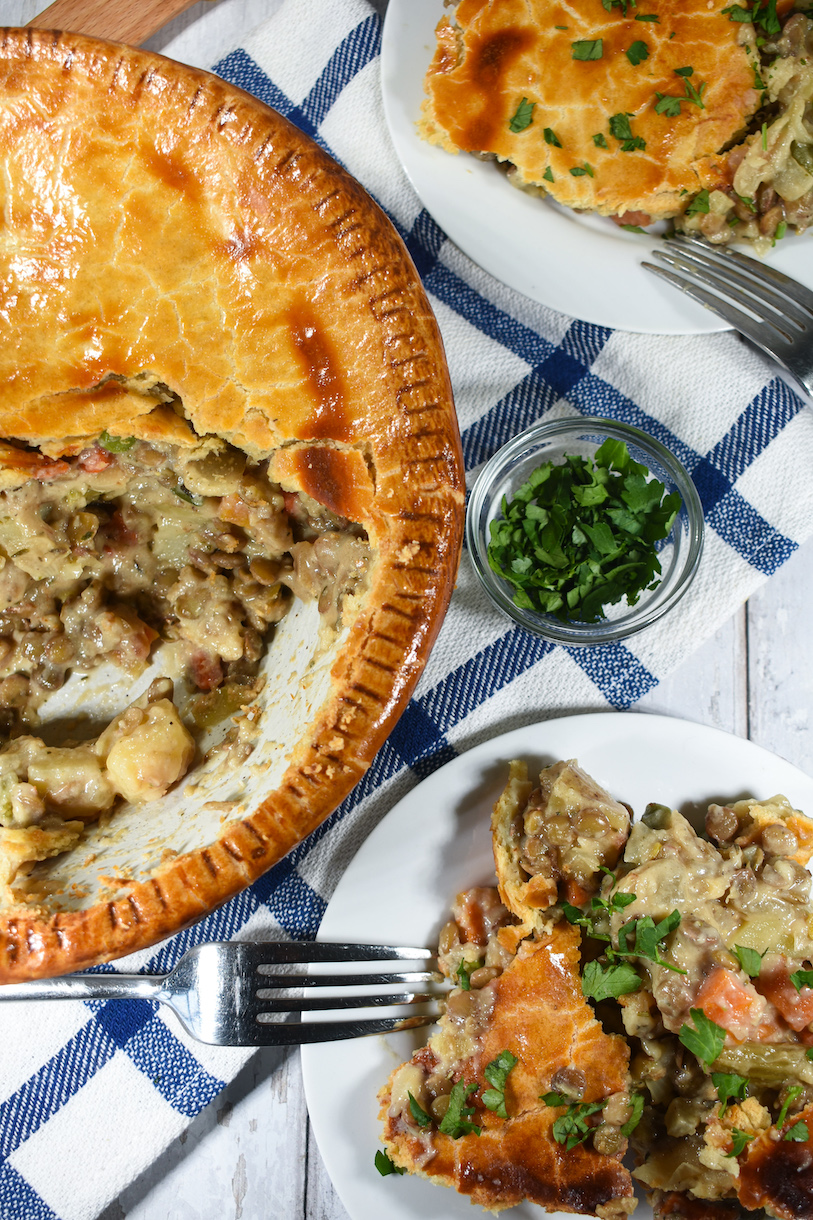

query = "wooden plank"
[[28, 0, 200, 44]]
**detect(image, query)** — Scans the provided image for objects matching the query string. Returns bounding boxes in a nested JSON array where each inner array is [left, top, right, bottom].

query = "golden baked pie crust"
[[0, 28, 464, 979], [421, 0, 759, 219]]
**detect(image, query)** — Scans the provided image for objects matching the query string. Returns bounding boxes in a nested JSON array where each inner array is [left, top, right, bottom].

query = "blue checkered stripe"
[[3, 14, 807, 1214]]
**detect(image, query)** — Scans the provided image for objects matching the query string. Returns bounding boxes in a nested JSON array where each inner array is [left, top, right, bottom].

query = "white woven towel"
[[1, 3, 812, 1218]]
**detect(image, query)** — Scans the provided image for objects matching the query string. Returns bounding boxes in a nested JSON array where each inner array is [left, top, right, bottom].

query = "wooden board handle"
[[28, 0, 202, 45]]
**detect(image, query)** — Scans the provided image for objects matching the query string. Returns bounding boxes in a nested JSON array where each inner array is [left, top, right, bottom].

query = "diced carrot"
[[757, 962, 813, 1032], [695, 967, 780, 1043], [563, 878, 591, 907]]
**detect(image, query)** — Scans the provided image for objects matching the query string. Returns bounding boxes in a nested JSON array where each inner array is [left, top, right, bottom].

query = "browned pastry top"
[[421, 0, 759, 218], [380, 923, 634, 1215]]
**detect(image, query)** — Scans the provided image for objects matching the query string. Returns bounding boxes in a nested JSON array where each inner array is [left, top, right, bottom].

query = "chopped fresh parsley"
[[806, 1047, 813, 1062], [482, 1050, 519, 1118], [455, 957, 483, 991], [733, 190, 757, 213], [509, 98, 536, 133], [544, 126, 562, 147], [722, 3, 755, 22], [777, 1086, 804, 1131], [439, 1081, 481, 1138], [622, 224, 647, 233], [616, 910, 686, 973], [635, 11, 659, 19], [712, 1071, 749, 1118], [791, 969, 813, 993], [655, 66, 707, 117], [572, 39, 603, 60], [603, 0, 637, 11], [543, 167, 554, 182], [626, 40, 649, 66], [679, 1009, 726, 1066], [173, 486, 201, 505], [733, 945, 764, 977], [727, 1128, 755, 1157], [375, 1149, 405, 1176], [593, 132, 609, 148], [621, 1093, 645, 1137], [98, 430, 136, 453], [582, 959, 642, 1000], [685, 189, 710, 217], [762, 121, 769, 150], [786, 1121, 810, 1142], [609, 112, 646, 152], [570, 163, 595, 177], [408, 1092, 432, 1128], [486, 438, 681, 622], [655, 93, 682, 118], [725, 0, 780, 35], [542, 1093, 608, 1149]]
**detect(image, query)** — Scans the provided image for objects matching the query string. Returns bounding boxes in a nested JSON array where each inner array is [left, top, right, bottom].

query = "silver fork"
[[0, 942, 445, 1046], [643, 235, 813, 397]]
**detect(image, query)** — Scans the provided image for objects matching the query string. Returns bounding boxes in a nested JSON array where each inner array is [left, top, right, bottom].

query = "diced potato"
[[102, 699, 195, 803], [28, 747, 116, 822]]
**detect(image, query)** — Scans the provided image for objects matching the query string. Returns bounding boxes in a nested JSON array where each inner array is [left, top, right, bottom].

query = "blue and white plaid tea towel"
[[2, 2, 813, 1217]]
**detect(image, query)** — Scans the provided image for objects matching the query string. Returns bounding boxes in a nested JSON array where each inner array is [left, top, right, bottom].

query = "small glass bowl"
[[466, 416, 704, 646]]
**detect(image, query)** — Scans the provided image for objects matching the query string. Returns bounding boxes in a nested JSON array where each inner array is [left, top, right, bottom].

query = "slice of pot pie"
[[378, 889, 637, 1217], [421, 0, 759, 221], [380, 762, 813, 1217], [0, 29, 463, 979]]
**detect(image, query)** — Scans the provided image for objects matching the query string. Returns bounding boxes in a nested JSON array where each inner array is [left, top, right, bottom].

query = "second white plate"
[[380, 0, 813, 335], [302, 711, 813, 1220]]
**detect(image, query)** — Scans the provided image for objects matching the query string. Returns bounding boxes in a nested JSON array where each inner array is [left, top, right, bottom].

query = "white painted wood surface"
[[3, 1, 812, 1217]]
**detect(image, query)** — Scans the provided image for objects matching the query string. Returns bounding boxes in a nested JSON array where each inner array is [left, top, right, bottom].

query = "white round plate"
[[301, 711, 813, 1220], [380, 0, 813, 335]]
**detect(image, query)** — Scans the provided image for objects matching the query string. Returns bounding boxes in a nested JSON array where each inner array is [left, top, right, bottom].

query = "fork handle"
[[0, 973, 165, 1002]]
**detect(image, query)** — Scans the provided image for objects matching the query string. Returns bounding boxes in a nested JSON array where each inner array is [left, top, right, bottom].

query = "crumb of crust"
[[159, 848, 179, 863], [395, 541, 421, 563], [328, 736, 343, 751], [97, 873, 136, 888]]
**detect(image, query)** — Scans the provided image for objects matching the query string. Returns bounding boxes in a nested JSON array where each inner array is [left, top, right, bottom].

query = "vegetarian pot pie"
[[379, 760, 813, 1218], [421, 0, 813, 249], [0, 29, 463, 980]]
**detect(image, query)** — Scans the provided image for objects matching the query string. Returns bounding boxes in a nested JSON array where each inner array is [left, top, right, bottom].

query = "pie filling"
[[0, 426, 370, 903], [380, 761, 813, 1218]]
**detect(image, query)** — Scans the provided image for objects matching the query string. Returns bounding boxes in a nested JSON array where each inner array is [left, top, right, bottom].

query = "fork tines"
[[245, 942, 445, 1044], [643, 235, 813, 364]]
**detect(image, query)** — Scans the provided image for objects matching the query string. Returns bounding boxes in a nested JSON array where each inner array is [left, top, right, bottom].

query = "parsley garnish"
[[712, 1071, 749, 1118], [482, 1050, 519, 1118], [621, 1092, 645, 1136], [626, 40, 649, 66], [762, 121, 768, 150], [616, 910, 686, 973], [375, 1149, 405, 1175], [486, 439, 680, 622], [582, 959, 642, 1000], [408, 1092, 432, 1128], [509, 98, 536, 133], [543, 167, 554, 182], [786, 1121, 810, 1142], [679, 1009, 726, 1066], [733, 190, 757, 214], [544, 126, 562, 147], [727, 1128, 755, 1157], [635, 11, 659, 19], [655, 67, 707, 117], [791, 969, 813, 992], [173, 486, 201, 505], [722, 3, 755, 22], [725, 0, 780, 35], [609, 112, 646, 151], [439, 1081, 481, 1138], [805, 1047, 813, 1062], [593, 133, 609, 148], [622, 224, 647, 233], [733, 945, 764, 977], [455, 957, 482, 991], [572, 39, 603, 60], [570, 163, 595, 177], [542, 1093, 608, 1149], [777, 1086, 803, 1131], [98, 430, 136, 453], [685, 189, 710, 217]]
